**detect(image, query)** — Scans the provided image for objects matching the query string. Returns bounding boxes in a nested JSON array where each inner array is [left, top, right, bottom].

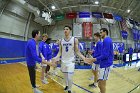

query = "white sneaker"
[[41, 79, 49, 84], [89, 76, 94, 80], [33, 88, 43, 93], [54, 71, 58, 75]]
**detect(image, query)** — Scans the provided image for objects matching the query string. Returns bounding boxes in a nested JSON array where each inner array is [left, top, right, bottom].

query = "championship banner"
[[82, 22, 93, 39]]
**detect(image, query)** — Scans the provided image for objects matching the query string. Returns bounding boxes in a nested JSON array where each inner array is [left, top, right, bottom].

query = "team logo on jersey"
[[63, 43, 72, 52]]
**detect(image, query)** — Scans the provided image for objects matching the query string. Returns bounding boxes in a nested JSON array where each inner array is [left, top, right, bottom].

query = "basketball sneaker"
[[33, 88, 43, 93]]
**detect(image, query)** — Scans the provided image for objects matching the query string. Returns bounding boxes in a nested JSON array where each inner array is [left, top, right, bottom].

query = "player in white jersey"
[[52, 26, 87, 93]]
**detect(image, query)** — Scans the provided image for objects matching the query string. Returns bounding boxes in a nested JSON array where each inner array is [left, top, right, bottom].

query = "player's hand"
[[52, 58, 57, 63], [42, 59, 46, 64], [48, 62, 57, 67], [85, 58, 96, 64], [42, 56, 45, 60]]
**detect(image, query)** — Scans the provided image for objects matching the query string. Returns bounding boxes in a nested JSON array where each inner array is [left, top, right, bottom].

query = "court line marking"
[[128, 84, 140, 93]]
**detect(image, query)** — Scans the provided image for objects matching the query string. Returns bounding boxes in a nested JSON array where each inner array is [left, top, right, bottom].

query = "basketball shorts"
[[92, 63, 100, 71], [98, 67, 111, 80]]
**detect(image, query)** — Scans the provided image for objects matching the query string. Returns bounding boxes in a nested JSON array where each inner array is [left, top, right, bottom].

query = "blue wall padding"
[[0, 37, 27, 58], [0, 58, 26, 64]]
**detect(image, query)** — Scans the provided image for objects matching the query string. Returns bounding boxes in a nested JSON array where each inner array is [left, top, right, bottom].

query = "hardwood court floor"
[[0, 63, 64, 93], [0, 62, 140, 93]]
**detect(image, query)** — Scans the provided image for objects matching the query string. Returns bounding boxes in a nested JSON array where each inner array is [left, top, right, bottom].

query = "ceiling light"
[[51, 5, 56, 10], [127, 9, 130, 13], [95, 1, 99, 4]]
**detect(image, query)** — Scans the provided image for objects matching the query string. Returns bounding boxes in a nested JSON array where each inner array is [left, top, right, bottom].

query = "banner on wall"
[[121, 30, 128, 39], [132, 28, 139, 40], [79, 42, 86, 51], [103, 13, 113, 19], [113, 42, 125, 50], [83, 22, 93, 39], [73, 23, 82, 37], [92, 12, 103, 18], [79, 12, 90, 18], [66, 12, 77, 19], [54, 14, 65, 21], [120, 19, 129, 32], [113, 14, 122, 21], [138, 30, 140, 40]]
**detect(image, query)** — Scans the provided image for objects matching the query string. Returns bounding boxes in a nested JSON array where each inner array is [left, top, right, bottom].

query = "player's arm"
[[29, 42, 42, 63], [52, 39, 62, 62], [40, 53, 45, 60], [74, 38, 86, 61], [38, 42, 45, 60]]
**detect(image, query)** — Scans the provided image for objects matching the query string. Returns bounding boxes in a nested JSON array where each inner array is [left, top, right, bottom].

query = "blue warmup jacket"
[[118, 46, 124, 53], [92, 41, 102, 64], [96, 37, 114, 68], [128, 47, 133, 55], [52, 44, 59, 57], [38, 41, 52, 61], [26, 39, 42, 66]]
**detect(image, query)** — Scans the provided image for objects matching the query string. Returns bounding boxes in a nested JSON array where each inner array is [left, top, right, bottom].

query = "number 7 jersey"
[[61, 37, 75, 64]]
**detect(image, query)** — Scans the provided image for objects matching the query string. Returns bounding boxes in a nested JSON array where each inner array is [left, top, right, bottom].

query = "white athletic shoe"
[[36, 84, 41, 88], [33, 88, 43, 93], [41, 79, 49, 84], [89, 76, 94, 80]]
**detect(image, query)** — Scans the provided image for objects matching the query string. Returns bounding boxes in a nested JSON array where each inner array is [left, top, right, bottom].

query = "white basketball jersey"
[[61, 37, 75, 64]]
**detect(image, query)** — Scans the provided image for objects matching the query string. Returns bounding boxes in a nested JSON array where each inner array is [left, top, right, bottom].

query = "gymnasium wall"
[[0, 37, 26, 58], [45, 18, 135, 48], [45, 19, 73, 40], [0, 1, 43, 41]]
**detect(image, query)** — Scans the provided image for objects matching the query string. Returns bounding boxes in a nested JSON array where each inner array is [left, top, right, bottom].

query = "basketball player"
[[45, 38, 52, 78], [86, 28, 114, 93], [89, 32, 102, 88], [26, 30, 56, 93], [52, 39, 59, 58], [52, 26, 87, 93], [38, 34, 50, 84], [128, 47, 133, 66], [118, 46, 124, 64], [52, 39, 59, 75]]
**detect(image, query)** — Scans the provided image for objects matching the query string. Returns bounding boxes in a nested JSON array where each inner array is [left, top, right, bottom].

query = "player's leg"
[[128, 56, 130, 66], [41, 65, 48, 84], [61, 63, 69, 91], [27, 65, 36, 88], [63, 72, 68, 90], [28, 65, 43, 93], [45, 65, 50, 77], [121, 53, 123, 65], [98, 67, 110, 93], [89, 64, 99, 87], [119, 53, 121, 64], [98, 80, 106, 93], [67, 73, 74, 93], [130, 55, 132, 66]]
